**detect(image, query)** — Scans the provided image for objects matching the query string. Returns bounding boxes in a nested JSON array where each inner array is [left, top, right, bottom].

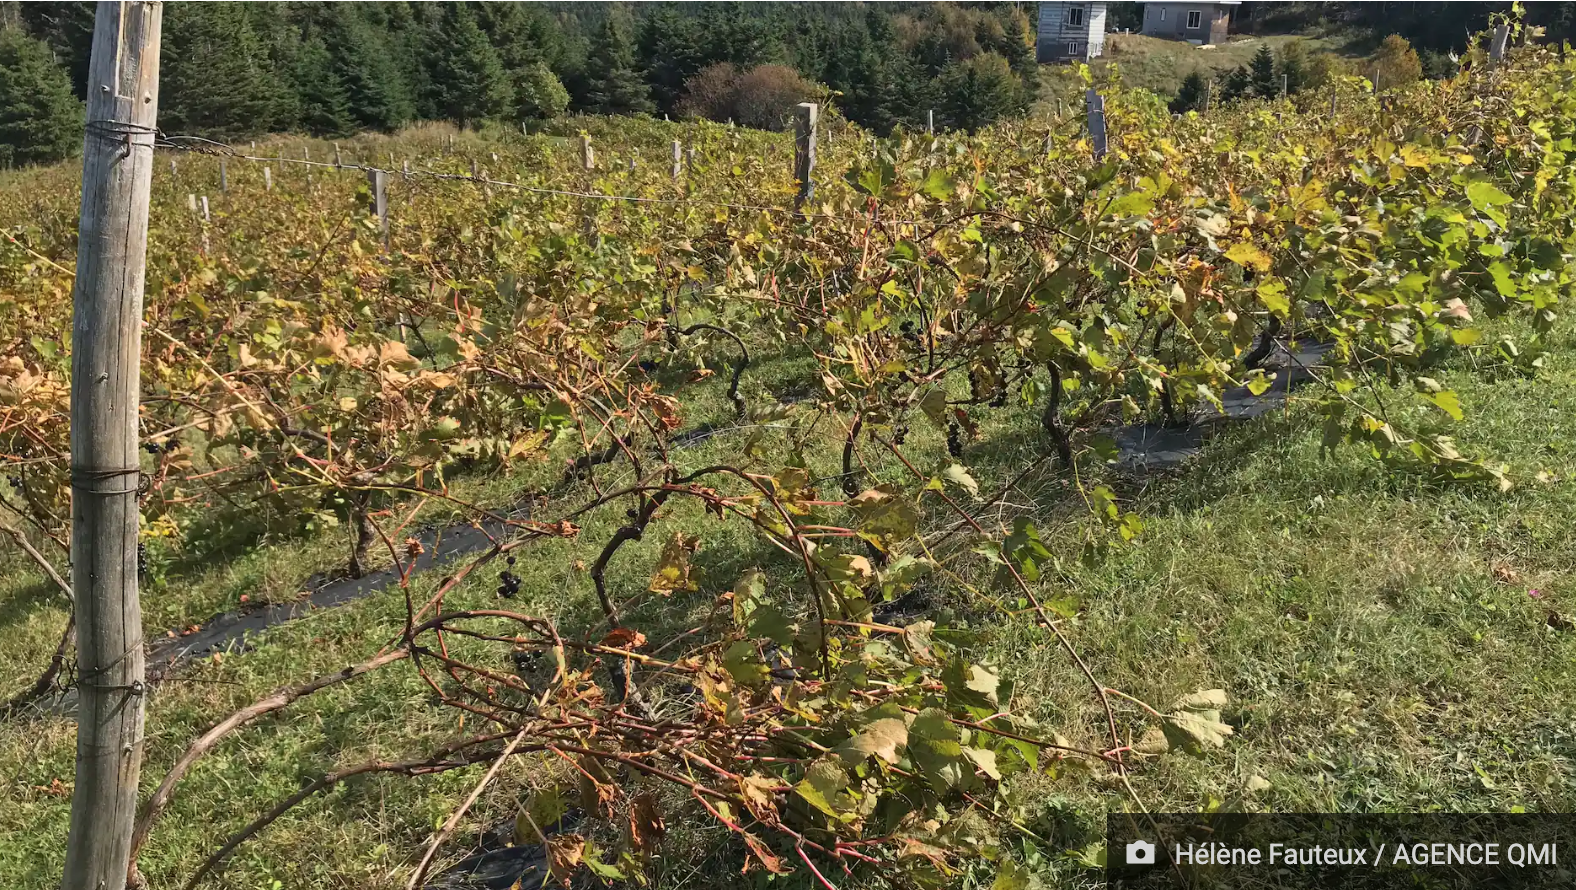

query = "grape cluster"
[[893, 423, 908, 446], [899, 320, 921, 349], [946, 420, 963, 458], [497, 555, 519, 598], [5, 475, 20, 489], [989, 386, 1008, 408]]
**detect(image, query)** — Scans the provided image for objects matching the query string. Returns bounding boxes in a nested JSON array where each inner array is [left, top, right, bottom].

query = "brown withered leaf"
[[624, 792, 667, 855], [648, 394, 684, 431], [599, 627, 648, 651], [740, 831, 789, 874], [546, 834, 586, 886]]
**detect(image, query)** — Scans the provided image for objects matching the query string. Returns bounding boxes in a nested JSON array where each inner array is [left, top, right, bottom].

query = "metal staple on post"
[[1085, 88, 1108, 162], [794, 102, 817, 211]]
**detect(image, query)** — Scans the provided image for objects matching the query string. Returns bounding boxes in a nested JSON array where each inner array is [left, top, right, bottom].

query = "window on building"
[[1067, 41, 1083, 56], [1187, 10, 1202, 28], [1068, 7, 1084, 26], [1159, 8, 1167, 21]]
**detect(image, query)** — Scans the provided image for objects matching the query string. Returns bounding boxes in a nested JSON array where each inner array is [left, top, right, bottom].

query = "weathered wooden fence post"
[[1085, 88, 1107, 162], [219, 158, 226, 193], [333, 141, 342, 168], [263, 165, 272, 190], [581, 134, 594, 171], [580, 135, 596, 241], [794, 102, 817, 211], [62, 4, 161, 889], [200, 194, 209, 222], [671, 140, 682, 179], [185, 192, 195, 213], [927, 109, 934, 134], [366, 168, 387, 248], [1491, 23, 1510, 62]]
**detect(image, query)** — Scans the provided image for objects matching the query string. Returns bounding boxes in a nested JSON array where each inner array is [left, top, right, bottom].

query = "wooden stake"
[[263, 166, 272, 190], [928, 109, 934, 134], [219, 159, 226, 193], [1491, 23, 1510, 62], [366, 168, 387, 246], [581, 135, 594, 170], [63, 5, 161, 889], [794, 102, 817, 210], [1085, 88, 1107, 162], [333, 142, 341, 168], [186, 192, 195, 213], [200, 195, 209, 221], [671, 140, 682, 179]]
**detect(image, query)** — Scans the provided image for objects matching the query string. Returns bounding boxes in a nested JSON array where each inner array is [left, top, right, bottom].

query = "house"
[[1037, 2, 1107, 63], [1140, 1, 1237, 45]]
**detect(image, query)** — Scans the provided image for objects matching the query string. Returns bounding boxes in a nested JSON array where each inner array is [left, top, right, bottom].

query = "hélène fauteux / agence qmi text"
[[1172, 842, 1559, 868]]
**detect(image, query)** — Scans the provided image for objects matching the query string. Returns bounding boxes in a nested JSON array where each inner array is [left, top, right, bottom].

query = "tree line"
[[0, 2, 1039, 168]]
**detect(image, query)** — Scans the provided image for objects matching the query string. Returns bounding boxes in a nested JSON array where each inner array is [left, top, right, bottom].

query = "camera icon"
[[1126, 839, 1157, 865]]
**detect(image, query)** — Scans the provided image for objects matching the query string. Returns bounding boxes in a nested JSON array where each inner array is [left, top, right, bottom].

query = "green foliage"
[[1373, 33, 1423, 87], [0, 28, 80, 167], [514, 62, 569, 122], [1249, 44, 1280, 98]]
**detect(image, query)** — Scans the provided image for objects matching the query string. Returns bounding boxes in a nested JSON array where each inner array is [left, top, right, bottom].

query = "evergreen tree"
[[638, 8, 707, 114], [1278, 39, 1313, 94], [582, 9, 654, 116], [1249, 44, 1280, 98], [290, 31, 354, 137], [935, 53, 1022, 133], [324, 5, 416, 132], [424, 3, 512, 129], [0, 28, 81, 166], [1171, 71, 1208, 114], [1221, 65, 1252, 103], [18, 1, 93, 98], [159, 3, 291, 139]]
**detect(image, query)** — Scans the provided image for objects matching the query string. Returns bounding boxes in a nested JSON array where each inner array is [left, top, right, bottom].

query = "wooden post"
[[333, 142, 341, 168], [927, 109, 934, 134], [1281, 74, 1288, 97], [490, 151, 498, 163], [186, 192, 195, 213], [470, 158, 479, 180], [1085, 88, 1107, 162], [627, 157, 636, 173], [794, 102, 817, 210], [200, 195, 209, 222], [448, 132, 454, 152], [1491, 23, 1509, 62], [168, 157, 175, 176], [671, 140, 682, 179], [218, 159, 226, 193], [263, 166, 272, 190], [581, 135, 594, 170], [402, 159, 410, 180], [62, 5, 160, 890], [1203, 80, 1212, 112], [686, 146, 695, 170], [1330, 89, 1337, 116], [366, 168, 387, 246]]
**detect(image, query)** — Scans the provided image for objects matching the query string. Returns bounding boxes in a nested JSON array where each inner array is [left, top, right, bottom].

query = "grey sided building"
[[1140, 1, 1238, 45], [1037, 2, 1107, 63]]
